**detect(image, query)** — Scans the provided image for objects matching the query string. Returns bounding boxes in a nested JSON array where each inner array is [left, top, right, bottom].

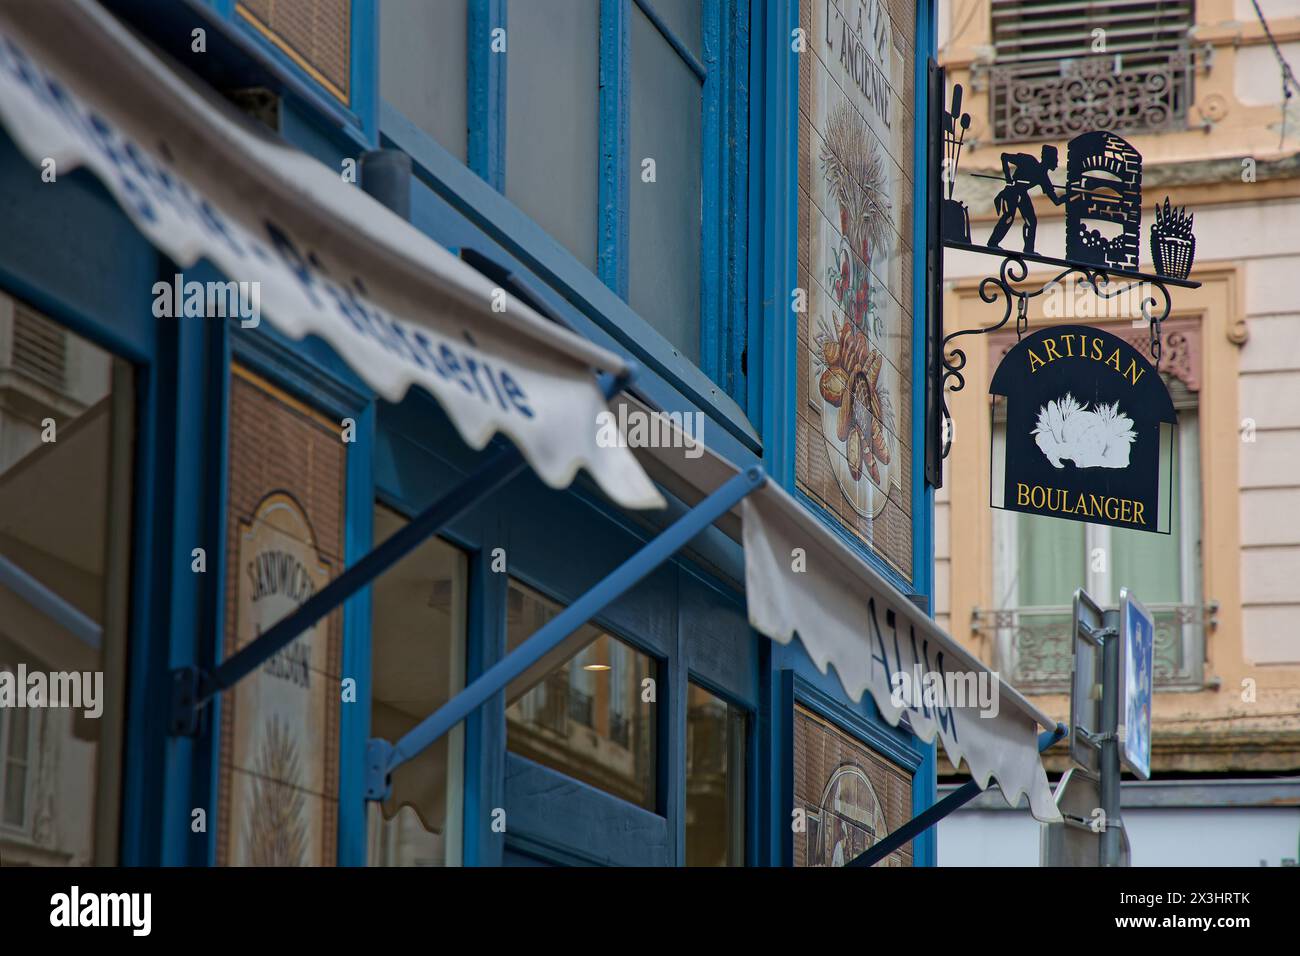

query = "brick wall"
[[216, 364, 347, 866]]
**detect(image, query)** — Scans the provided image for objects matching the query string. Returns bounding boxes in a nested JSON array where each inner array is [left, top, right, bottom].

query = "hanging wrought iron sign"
[[925, 70, 1201, 498], [989, 324, 1176, 534]]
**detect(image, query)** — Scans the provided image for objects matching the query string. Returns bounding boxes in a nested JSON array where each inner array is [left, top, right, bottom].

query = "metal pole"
[[368, 465, 768, 798], [1100, 607, 1123, 866], [203, 442, 526, 704], [848, 722, 1067, 867], [846, 780, 982, 868], [171, 367, 637, 736], [0, 552, 102, 649]]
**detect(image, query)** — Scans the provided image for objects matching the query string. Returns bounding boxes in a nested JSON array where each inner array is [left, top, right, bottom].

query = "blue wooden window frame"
[[373, 378, 759, 865], [683, 673, 756, 866], [0, 134, 233, 865], [757, 644, 936, 868], [376, 0, 755, 440], [198, 0, 379, 148]]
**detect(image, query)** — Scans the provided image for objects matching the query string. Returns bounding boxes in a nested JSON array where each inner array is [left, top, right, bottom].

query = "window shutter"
[[11, 305, 67, 392], [985, 0, 1197, 141]]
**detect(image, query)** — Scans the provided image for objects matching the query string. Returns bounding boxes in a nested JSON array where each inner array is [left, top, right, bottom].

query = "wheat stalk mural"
[[820, 101, 891, 268], [243, 715, 309, 866]]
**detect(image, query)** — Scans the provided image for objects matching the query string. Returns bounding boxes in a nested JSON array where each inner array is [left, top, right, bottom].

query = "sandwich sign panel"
[[989, 324, 1176, 534]]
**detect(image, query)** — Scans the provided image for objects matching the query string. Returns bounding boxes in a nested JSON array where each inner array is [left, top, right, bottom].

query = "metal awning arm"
[[365, 464, 768, 802], [168, 368, 633, 737], [846, 722, 1067, 868]]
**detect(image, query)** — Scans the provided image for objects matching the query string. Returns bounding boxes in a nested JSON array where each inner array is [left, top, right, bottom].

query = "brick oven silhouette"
[[1065, 131, 1142, 272]]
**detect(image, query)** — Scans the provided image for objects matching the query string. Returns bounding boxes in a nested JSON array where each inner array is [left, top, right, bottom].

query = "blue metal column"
[[366, 465, 769, 800]]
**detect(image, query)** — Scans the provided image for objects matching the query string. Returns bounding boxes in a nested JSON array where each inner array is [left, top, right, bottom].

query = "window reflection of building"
[[685, 683, 745, 866], [0, 706, 33, 830], [366, 505, 467, 867], [504, 581, 656, 812], [0, 291, 132, 866]]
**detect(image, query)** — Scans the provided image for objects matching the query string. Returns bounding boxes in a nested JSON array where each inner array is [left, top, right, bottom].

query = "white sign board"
[[1069, 588, 1105, 775]]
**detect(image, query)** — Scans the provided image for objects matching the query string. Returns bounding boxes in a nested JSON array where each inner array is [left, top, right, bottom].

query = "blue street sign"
[[1120, 588, 1155, 780]]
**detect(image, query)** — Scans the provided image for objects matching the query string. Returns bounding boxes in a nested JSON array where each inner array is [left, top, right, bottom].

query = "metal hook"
[[1015, 296, 1028, 340]]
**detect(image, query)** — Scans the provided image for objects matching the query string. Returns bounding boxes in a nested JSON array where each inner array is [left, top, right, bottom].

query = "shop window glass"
[[645, 0, 702, 57], [506, 0, 599, 268], [380, 0, 469, 162], [0, 291, 133, 865], [685, 682, 745, 866], [629, 1, 703, 362], [367, 504, 467, 866], [505, 580, 656, 812]]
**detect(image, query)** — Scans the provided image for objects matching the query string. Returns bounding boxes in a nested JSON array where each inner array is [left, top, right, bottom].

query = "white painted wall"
[[938, 806, 1300, 866]]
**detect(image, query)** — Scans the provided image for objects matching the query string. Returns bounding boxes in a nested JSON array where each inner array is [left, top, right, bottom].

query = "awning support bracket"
[[364, 464, 768, 802], [168, 369, 632, 738], [845, 722, 1067, 867]]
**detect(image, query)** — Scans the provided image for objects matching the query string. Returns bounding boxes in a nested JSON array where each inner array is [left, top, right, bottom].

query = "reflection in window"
[[505, 581, 656, 812], [0, 291, 133, 865], [629, 1, 703, 362], [685, 683, 746, 866], [506, 0, 599, 267], [1, 708, 32, 828], [367, 505, 467, 866], [380, 0, 469, 162]]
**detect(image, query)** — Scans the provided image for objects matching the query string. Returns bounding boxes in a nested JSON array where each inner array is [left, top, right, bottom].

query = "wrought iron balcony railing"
[[568, 687, 594, 729], [609, 710, 630, 748], [972, 602, 1216, 693], [981, 51, 1196, 143], [518, 671, 572, 736], [686, 707, 729, 777]]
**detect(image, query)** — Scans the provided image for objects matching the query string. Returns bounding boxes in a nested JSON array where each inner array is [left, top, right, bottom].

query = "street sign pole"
[[1100, 607, 1123, 866], [1044, 589, 1132, 866]]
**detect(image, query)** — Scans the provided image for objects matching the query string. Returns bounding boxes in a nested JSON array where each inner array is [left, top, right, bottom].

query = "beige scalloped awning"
[[0, 0, 663, 513]]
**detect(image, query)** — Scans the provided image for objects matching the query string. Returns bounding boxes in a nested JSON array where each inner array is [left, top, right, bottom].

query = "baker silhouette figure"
[[987, 145, 1065, 254]]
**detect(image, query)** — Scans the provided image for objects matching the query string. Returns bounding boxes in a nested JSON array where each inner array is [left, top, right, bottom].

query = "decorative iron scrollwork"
[[973, 603, 1211, 693], [932, 84, 1200, 461], [986, 52, 1193, 144], [938, 252, 1178, 458]]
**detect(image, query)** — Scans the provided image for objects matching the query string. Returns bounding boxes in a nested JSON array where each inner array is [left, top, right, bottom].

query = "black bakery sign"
[[990, 324, 1176, 534]]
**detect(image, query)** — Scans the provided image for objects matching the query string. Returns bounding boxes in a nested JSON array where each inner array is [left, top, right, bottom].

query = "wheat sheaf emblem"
[[243, 715, 309, 866], [1032, 392, 1137, 470]]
